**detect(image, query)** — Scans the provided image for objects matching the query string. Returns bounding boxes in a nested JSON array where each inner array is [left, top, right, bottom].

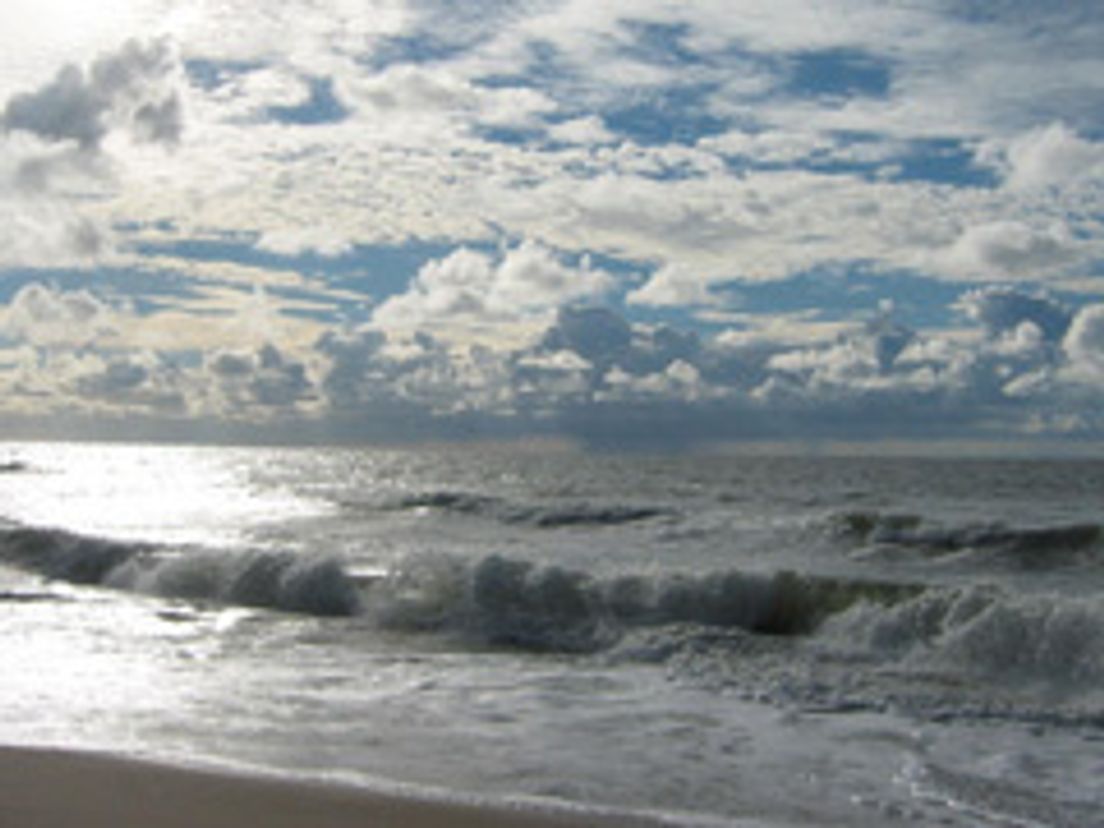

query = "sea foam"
[[0, 526, 361, 617]]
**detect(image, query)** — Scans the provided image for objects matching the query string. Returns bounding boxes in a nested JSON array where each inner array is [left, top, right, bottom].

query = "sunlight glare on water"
[[0, 444, 328, 548]]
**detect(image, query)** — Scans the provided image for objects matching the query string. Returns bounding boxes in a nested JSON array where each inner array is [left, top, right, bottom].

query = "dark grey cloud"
[[206, 344, 315, 411], [957, 287, 1071, 342], [539, 307, 632, 366], [3, 39, 182, 151]]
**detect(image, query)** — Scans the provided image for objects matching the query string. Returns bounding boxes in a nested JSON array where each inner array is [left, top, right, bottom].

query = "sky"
[[1, 0, 1103, 448]]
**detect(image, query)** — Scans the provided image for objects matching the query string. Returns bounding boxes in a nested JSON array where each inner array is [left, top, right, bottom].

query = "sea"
[[0, 441, 1101, 826]]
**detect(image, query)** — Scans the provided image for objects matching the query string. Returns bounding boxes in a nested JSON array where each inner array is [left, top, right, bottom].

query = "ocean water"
[[0, 441, 1102, 826]]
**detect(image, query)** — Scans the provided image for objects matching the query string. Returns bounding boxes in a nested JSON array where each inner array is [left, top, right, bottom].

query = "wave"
[[0, 589, 66, 604], [364, 553, 923, 652], [831, 511, 1102, 568], [619, 582, 1104, 724], [0, 526, 361, 617], [384, 490, 674, 529], [0, 523, 923, 649], [5, 522, 1102, 720], [820, 583, 1104, 700]]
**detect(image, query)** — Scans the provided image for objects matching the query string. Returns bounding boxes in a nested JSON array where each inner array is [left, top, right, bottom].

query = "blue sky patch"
[[265, 77, 349, 126], [184, 59, 265, 91], [603, 85, 728, 146], [785, 48, 893, 100]]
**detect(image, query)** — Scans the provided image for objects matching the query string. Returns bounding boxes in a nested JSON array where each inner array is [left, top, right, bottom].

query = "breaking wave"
[[825, 583, 1104, 689], [363, 553, 922, 652], [4, 521, 1102, 722], [0, 523, 919, 649], [0, 526, 361, 617], [614, 583, 1104, 723], [831, 511, 1102, 568], [384, 489, 675, 528]]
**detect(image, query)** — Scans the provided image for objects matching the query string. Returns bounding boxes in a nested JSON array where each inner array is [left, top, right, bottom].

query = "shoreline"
[[0, 745, 710, 828]]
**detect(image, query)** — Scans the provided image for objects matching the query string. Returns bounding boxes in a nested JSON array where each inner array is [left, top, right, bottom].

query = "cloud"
[[205, 343, 317, 414], [956, 287, 1071, 342], [0, 282, 118, 347], [2, 38, 182, 151], [255, 227, 354, 258], [0, 39, 183, 268], [546, 116, 617, 146], [626, 263, 719, 308], [942, 221, 1078, 280], [313, 325, 518, 423], [372, 242, 615, 340], [1063, 305, 1104, 379], [599, 359, 718, 405], [0, 198, 111, 268], [2, 277, 1104, 442], [538, 306, 632, 365], [997, 123, 1104, 191], [1, 2, 1104, 444], [72, 351, 187, 413]]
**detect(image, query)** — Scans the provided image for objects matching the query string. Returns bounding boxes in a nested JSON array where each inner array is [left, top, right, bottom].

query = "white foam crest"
[[365, 552, 922, 652], [0, 525, 362, 617], [112, 550, 363, 617], [824, 584, 1104, 688]]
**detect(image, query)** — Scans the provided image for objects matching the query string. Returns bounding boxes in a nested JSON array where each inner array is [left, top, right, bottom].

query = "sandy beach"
[[0, 746, 670, 828]]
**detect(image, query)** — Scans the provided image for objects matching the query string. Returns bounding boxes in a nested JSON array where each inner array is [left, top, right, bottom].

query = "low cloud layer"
[[1, 280, 1101, 445]]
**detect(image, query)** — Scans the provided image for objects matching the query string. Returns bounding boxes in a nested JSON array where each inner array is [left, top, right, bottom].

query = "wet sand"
[[0, 746, 667, 828]]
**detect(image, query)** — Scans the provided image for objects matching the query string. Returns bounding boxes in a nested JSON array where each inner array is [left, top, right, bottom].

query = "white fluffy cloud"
[[0, 282, 118, 347], [626, 263, 719, 308], [1063, 305, 1104, 379], [941, 221, 1079, 281], [372, 242, 615, 340], [0, 198, 111, 268], [0, 39, 184, 268], [999, 123, 1104, 191]]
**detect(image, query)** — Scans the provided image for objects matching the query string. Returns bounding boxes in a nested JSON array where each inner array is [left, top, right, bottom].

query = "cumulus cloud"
[[313, 325, 518, 422], [997, 123, 1104, 191], [205, 343, 316, 414], [546, 115, 617, 146], [72, 351, 187, 413], [956, 287, 1071, 342], [599, 359, 718, 405], [626, 263, 719, 308], [255, 227, 354, 258], [372, 242, 616, 338], [539, 306, 632, 365], [2, 38, 183, 151], [2, 3, 1104, 443], [0, 282, 117, 347], [942, 221, 1077, 280], [0, 200, 110, 268], [2, 279, 1104, 441], [1063, 305, 1104, 378], [0, 39, 183, 268]]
